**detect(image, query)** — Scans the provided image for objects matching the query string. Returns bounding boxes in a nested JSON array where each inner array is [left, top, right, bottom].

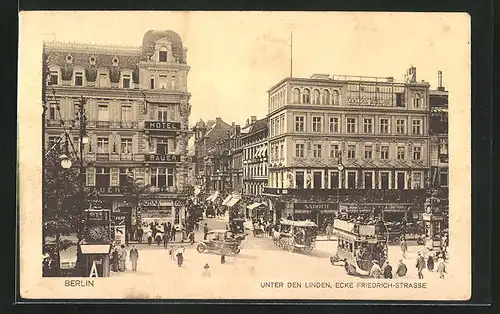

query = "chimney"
[[246, 118, 250, 126], [235, 125, 241, 136], [437, 71, 445, 91], [231, 122, 235, 128], [216, 117, 222, 123], [251, 116, 257, 124], [407, 66, 417, 83]]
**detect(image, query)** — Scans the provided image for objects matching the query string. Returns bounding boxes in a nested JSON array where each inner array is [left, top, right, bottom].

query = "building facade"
[[429, 71, 448, 189], [242, 117, 268, 197], [43, 30, 192, 229], [264, 67, 430, 227], [192, 117, 234, 198], [228, 124, 243, 193]]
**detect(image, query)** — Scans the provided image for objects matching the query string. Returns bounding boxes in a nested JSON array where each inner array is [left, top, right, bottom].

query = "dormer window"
[[75, 71, 83, 86], [159, 49, 168, 62], [122, 74, 131, 89], [50, 70, 59, 86], [112, 57, 119, 66]]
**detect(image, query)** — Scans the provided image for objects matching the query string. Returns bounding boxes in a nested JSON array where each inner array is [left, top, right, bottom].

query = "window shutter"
[[144, 167, 151, 185], [132, 134, 138, 154], [108, 134, 114, 153], [86, 167, 96, 186], [110, 168, 119, 186]]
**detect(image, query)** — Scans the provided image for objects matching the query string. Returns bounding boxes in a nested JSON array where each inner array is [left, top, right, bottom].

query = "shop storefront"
[[292, 203, 337, 230], [139, 199, 185, 228]]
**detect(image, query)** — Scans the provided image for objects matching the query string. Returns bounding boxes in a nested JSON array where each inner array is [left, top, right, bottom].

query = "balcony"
[[45, 119, 139, 129], [263, 187, 426, 203], [85, 153, 144, 162]]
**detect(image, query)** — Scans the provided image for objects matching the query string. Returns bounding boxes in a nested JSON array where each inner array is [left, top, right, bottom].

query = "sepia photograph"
[[18, 11, 471, 301]]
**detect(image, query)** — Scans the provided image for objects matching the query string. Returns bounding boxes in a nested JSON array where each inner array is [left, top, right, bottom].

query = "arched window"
[[313, 89, 320, 104], [322, 89, 331, 105], [293, 88, 301, 103], [332, 90, 340, 105], [413, 93, 422, 108], [302, 88, 311, 104]]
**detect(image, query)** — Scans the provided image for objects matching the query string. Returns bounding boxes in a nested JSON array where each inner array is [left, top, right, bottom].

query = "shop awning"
[[206, 191, 219, 202], [226, 197, 241, 207], [221, 195, 233, 206], [247, 202, 265, 210]]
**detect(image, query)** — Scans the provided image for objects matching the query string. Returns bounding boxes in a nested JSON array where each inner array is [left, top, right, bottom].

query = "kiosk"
[[81, 209, 113, 277], [421, 197, 444, 250]]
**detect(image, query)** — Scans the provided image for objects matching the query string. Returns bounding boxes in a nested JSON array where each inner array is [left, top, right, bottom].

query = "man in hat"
[[370, 260, 382, 279], [396, 259, 408, 277], [416, 251, 426, 279], [203, 263, 211, 277], [400, 238, 408, 259]]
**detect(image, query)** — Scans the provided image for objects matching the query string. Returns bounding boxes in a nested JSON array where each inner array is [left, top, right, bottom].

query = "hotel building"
[[43, 30, 192, 229]]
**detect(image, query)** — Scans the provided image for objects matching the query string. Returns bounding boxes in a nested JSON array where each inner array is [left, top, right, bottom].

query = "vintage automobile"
[[276, 219, 317, 253], [329, 219, 388, 276], [196, 229, 245, 254]]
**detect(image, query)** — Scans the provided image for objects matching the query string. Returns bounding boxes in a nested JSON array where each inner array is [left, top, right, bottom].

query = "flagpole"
[[290, 31, 293, 78]]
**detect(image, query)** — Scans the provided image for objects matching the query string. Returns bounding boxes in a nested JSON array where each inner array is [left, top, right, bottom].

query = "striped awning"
[[226, 197, 241, 207], [206, 191, 220, 202], [247, 202, 266, 210], [221, 195, 233, 206]]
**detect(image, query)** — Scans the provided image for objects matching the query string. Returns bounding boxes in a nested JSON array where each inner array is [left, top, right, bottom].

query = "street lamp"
[[336, 163, 344, 212]]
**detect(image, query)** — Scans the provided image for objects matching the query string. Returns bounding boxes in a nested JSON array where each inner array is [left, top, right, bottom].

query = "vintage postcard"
[[18, 11, 471, 301]]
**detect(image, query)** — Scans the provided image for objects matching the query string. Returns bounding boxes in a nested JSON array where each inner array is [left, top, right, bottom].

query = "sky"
[[20, 11, 470, 128]]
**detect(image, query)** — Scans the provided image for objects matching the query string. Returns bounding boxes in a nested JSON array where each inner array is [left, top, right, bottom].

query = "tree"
[[118, 175, 153, 235], [43, 146, 101, 274]]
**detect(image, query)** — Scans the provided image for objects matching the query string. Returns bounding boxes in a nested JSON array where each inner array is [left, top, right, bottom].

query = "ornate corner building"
[[264, 67, 431, 228], [43, 30, 192, 228]]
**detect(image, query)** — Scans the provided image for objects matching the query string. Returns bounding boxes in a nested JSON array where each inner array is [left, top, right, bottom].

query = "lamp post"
[[337, 163, 344, 212]]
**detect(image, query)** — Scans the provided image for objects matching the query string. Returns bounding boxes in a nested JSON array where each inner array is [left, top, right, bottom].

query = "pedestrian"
[[396, 259, 408, 277], [203, 263, 210, 278], [147, 229, 152, 246], [436, 254, 446, 279], [137, 227, 144, 244], [189, 230, 195, 245], [195, 220, 200, 231], [176, 245, 185, 267], [203, 223, 209, 240], [400, 238, 408, 259], [129, 245, 139, 272], [163, 232, 170, 248], [171, 225, 177, 242], [427, 250, 435, 271], [111, 247, 119, 272], [416, 252, 426, 279], [170, 245, 176, 261], [156, 232, 162, 246], [383, 261, 393, 279], [325, 223, 333, 241], [119, 244, 127, 271], [370, 260, 382, 279]]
